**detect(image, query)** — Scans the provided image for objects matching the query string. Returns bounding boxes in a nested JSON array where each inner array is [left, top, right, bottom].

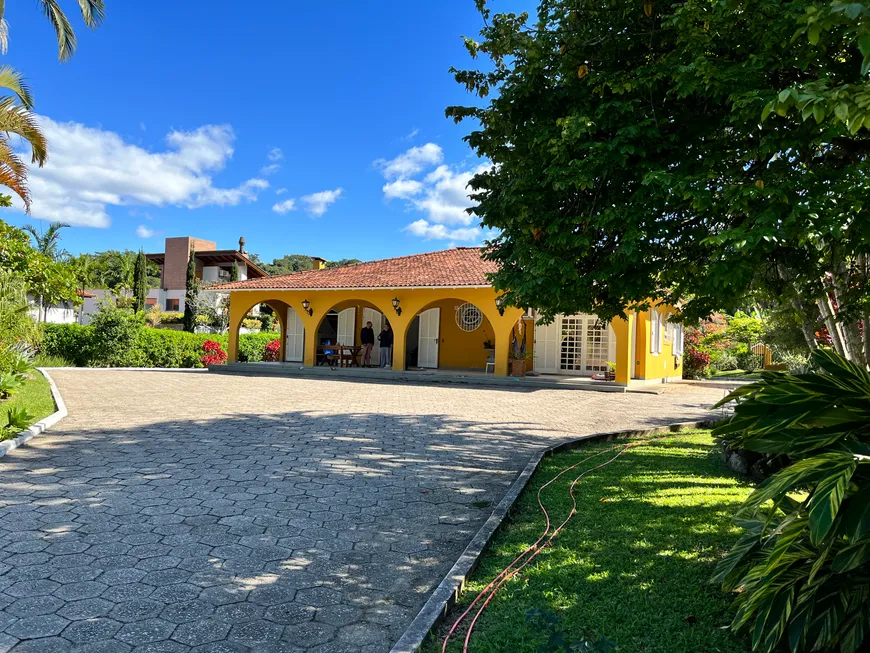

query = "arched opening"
[[229, 297, 307, 364], [403, 298, 495, 372], [312, 298, 393, 367]]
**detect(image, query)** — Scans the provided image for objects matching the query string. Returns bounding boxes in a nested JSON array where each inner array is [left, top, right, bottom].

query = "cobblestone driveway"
[[0, 371, 726, 653]]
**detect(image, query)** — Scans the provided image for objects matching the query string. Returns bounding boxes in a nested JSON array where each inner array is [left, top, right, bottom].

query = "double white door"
[[285, 307, 305, 362], [362, 307, 383, 361], [417, 307, 440, 368], [337, 308, 356, 346], [534, 314, 615, 374]]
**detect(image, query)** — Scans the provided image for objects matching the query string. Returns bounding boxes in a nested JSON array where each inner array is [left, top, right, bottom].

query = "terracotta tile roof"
[[210, 247, 497, 291], [77, 289, 96, 298]]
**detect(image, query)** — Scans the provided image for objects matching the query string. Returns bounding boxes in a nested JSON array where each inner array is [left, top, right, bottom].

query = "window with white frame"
[[673, 323, 685, 356], [650, 310, 663, 355]]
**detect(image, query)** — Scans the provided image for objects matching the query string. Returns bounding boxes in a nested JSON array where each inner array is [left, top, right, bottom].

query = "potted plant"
[[509, 330, 530, 377], [605, 361, 616, 381]]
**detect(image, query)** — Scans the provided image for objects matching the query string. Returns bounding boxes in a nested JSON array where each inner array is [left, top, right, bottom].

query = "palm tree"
[[0, 67, 46, 213], [0, 1, 106, 62], [23, 221, 70, 261]]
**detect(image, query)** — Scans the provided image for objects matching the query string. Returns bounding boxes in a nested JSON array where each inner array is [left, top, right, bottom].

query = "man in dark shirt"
[[360, 321, 375, 367], [377, 323, 393, 368]]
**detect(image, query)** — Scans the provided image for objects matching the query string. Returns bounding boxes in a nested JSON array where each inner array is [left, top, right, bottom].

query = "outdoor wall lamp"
[[495, 295, 505, 316], [301, 299, 313, 317], [392, 297, 402, 316]]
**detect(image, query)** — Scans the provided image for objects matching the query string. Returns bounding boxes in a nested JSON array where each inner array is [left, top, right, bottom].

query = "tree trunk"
[[831, 262, 866, 368], [790, 295, 819, 352], [817, 294, 849, 359]]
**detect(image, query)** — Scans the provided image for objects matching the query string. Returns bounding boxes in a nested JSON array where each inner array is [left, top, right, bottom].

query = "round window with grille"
[[455, 303, 483, 332]]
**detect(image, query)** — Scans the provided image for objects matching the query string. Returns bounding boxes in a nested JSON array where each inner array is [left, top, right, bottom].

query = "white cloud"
[[17, 117, 269, 227], [275, 188, 288, 195], [272, 198, 297, 215], [260, 163, 281, 176], [268, 147, 284, 162], [302, 188, 343, 216], [374, 143, 443, 180], [404, 128, 419, 141], [136, 225, 157, 238], [404, 220, 487, 242], [382, 178, 423, 200], [376, 143, 492, 242]]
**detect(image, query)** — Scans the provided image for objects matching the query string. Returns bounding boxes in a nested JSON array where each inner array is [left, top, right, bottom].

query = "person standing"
[[360, 321, 375, 367], [377, 323, 393, 368]]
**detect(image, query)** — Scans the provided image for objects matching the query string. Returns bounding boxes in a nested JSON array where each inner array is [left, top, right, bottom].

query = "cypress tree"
[[230, 261, 239, 282], [133, 249, 147, 313], [183, 249, 198, 332]]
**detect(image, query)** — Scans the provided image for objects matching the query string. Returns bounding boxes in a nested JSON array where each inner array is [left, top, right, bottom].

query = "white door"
[[417, 308, 440, 368], [285, 307, 305, 362], [337, 308, 355, 347], [534, 318, 560, 373], [362, 307, 383, 361]]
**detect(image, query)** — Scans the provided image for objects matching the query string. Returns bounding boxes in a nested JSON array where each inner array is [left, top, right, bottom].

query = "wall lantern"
[[301, 299, 313, 317], [495, 295, 505, 316], [392, 297, 402, 316]]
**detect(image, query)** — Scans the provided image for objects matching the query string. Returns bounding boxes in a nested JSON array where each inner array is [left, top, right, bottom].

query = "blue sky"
[[2, 0, 530, 263]]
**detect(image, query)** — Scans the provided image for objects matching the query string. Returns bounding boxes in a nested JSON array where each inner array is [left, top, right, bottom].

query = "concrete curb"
[[36, 367, 209, 373], [0, 368, 68, 458], [389, 419, 715, 653]]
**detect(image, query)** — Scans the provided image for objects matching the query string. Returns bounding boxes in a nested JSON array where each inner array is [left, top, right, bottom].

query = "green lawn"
[[426, 431, 754, 653], [0, 372, 56, 439]]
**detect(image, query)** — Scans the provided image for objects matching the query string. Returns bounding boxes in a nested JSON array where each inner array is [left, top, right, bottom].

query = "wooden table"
[[338, 345, 362, 368]]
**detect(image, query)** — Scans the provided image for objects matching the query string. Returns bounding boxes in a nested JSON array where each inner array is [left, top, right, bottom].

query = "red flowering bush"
[[263, 338, 281, 362], [200, 340, 227, 366], [683, 327, 712, 379]]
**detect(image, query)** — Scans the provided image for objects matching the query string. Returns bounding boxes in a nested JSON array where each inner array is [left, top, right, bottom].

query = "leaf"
[[808, 462, 856, 545], [844, 484, 870, 540], [577, 64, 588, 79], [643, 0, 653, 17], [831, 538, 870, 573]]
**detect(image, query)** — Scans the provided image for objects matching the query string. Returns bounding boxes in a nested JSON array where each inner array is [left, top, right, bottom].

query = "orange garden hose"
[[440, 433, 684, 653]]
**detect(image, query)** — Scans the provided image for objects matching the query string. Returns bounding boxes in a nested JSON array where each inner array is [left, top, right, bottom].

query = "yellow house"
[[214, 247, 684, 386]]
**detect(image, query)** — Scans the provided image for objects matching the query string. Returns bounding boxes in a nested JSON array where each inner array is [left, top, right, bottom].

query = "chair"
[[485, 349, 495, 374]]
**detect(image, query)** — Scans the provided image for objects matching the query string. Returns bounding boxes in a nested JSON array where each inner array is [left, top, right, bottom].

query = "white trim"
[[650, 309, 663, 356]]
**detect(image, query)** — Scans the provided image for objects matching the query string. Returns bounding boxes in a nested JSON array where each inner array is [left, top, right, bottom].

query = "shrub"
[[259, 312, 275, 332], [237, 332, 279, 363], [41, 324, 93, 367], [263, 338, 281, 362], [734, 347, 763, 372], [200, 340, 227, 366], [712, 349, 870, 653], [682, 328, 711, 379], [779, 351, 811, 374], [241, 317, 261, 331], [40, 324, 280, 368], [709, 349, 738, 372], [88, 303, 144, 367]]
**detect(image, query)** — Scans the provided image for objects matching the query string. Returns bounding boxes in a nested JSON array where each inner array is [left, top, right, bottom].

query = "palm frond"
[[0, 158, 30, 212], [38, 0, 76, 62], [0, 66, 34, 108], [0, 98, 48, 165], [78, 0, 104, 28], [0, 138, 28, 180]]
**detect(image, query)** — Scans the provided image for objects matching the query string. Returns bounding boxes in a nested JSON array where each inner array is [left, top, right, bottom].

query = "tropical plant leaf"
[[831, 538, 870, 573], [844, 484, 870, 540], [807, 462, 856, 545]]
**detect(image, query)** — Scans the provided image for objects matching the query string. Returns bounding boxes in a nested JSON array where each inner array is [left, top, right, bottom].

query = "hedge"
[[41, 324, 281, 368]]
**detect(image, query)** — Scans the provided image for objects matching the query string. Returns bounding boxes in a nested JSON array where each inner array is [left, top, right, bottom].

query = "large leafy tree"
[[0, 219, 77, 321], [449, 0, 870, 365]]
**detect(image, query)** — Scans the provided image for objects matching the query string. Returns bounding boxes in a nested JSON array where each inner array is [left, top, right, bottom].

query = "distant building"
[[145, 236, 268, 314]]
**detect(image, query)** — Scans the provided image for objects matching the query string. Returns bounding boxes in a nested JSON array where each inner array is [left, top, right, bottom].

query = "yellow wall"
[[226, 287, 682, 384], [635, 305, 684, 381], [226, 287, 525, 375], [421, 298, 495, 369]]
